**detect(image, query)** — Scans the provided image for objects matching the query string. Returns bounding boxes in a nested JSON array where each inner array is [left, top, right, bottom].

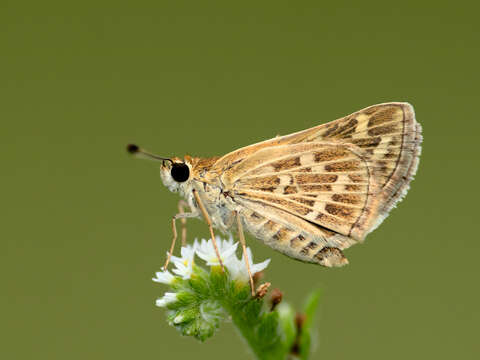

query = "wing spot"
[[283, 185, 297, 194], [272, 228, 293, 242], [348, 174, 364, 183], [367, 107, 398, 127], [264, 220, 278, 231], [300, 184, 333, 192], [332, 193, 362, 205], [296, 174, 338, 184], [351, 137, 381, 148], [313, 148, 349, 162], [239, 175, 280, 188], [272, 157, 301, 171], [383, 151, 398, 159], [251, 212, 262, 219], [316, 212, 343, 227], [300, 241, 319, 255], [325, 160, 361, 172], [259, 186, 276, 192], [325, 203, 355, 219], [314, 247, 347, 266], [322, 123, 339, 137], [291, 197, 315, 207], [323, 118, 358, 138], [368, 124, 399, 137], [363, 107, 378, 115], [290, 234, 307, 248]]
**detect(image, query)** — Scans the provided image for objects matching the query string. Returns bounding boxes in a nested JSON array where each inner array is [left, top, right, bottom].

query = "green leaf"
[[257, 311, 280, 349], [298, 290, 321, 360]]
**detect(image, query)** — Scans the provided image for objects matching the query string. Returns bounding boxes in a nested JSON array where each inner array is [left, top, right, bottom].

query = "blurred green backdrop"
[[1, 1, 478, 359]]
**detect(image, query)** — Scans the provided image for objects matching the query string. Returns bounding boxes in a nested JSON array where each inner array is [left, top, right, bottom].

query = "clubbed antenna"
[[126, 144, 172, 164]]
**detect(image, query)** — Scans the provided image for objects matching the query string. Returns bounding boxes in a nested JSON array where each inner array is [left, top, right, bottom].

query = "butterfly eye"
[[171, 163, 190, 182]]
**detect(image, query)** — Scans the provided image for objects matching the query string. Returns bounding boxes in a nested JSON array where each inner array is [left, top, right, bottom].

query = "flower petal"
[[251, 258, 271, 274], [152, 270, 175, 284], [222, 242, 238, 259], [155, 292, 177, 307]]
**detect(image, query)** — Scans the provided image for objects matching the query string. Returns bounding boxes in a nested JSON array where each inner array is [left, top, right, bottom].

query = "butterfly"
[[128, 102, 422, 294]]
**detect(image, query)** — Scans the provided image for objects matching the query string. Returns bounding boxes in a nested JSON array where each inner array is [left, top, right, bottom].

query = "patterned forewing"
[[222, 143, 371, 238], [212, 102, 421, 241], [301, 104, 419, 196], [303, 103, 422, 238]]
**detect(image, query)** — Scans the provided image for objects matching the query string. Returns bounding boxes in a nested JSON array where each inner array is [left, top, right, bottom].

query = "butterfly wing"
[[215, 142, 370, 266], [208, 103, 421, 266], [304, 102, 422, 219], [212, 102, 421, 237], [223, 142, 372, 234]]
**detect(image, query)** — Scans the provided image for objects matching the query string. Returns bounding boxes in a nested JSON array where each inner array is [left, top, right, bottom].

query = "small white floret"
[[226, 246, 270, 283], [196, 236, 238, 266], [155, 292, 178, 307], [152, 270, 175, 284], [170, 242, 197, 279]]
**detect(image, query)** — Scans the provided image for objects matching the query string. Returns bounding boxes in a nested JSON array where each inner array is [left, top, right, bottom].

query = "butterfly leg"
[[236, 212, 255, 296], [177, 200, 189, 246], [162, 211, 198, 271], [192, 189, 225, 271]]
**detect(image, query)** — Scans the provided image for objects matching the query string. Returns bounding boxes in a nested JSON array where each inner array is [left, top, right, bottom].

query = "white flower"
[[196, 236, 238, 266], [152, 270, 175, 284], [226, 246, 270, 283], [169, 242, 197, 279], [156, 292, 177, 307], [245, 247, 270, 275]]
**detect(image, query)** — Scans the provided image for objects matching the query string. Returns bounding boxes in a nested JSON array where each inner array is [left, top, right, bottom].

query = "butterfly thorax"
[[190, 156, 239, 232]]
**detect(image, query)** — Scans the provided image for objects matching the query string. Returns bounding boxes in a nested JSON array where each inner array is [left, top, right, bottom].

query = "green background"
[[1, 1, 478, 359]]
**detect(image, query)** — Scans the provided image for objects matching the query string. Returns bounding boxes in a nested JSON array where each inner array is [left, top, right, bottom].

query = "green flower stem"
[[208, 267, 286, 359], [229, 305, 287, 360]]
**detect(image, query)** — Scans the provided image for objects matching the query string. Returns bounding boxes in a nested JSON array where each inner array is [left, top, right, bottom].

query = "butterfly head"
[[127, 144, 193, 194], [159, 157, 193, 193]]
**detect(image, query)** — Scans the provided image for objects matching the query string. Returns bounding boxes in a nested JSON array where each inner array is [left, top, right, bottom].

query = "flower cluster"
[[151, 235, 321, 359], [152, 236, 270, 341], [153, 236, 270, 287]]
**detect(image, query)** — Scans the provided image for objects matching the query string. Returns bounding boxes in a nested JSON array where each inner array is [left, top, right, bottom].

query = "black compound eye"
[[171, 163, 190, 182]]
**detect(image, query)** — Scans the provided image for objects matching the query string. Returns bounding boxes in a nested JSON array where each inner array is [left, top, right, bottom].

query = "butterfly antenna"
[[126, 144, 173, 164]]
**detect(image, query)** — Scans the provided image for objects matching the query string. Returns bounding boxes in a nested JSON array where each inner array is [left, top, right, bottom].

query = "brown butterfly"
[[128, 102, 422, 294]]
